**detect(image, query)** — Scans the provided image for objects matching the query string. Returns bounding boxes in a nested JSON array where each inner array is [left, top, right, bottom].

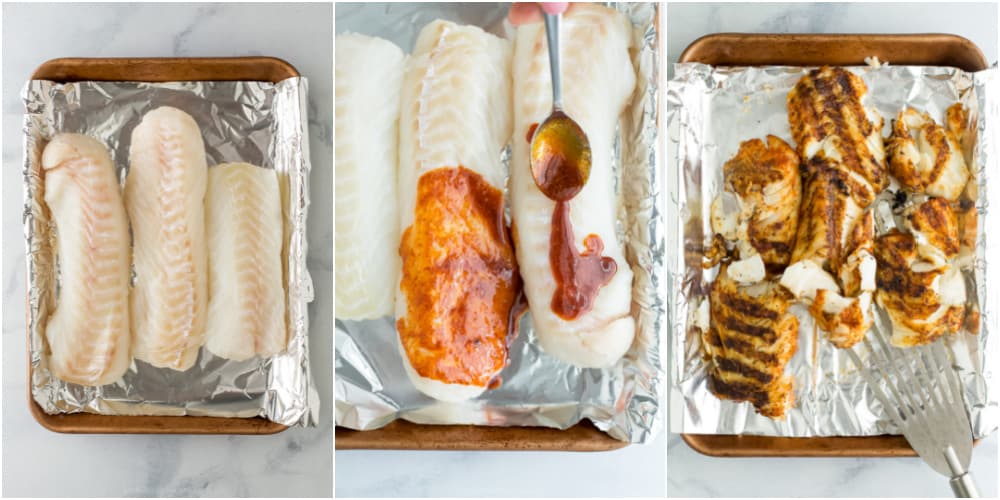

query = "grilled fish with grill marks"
[[875, 198, 965, 347], [705, 136, 801, 418], [782, 67, 885, 349], [705, 267, 799, 418]]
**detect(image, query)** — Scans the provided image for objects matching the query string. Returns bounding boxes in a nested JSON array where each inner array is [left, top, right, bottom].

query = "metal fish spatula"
[[845, 312, 980, 498]]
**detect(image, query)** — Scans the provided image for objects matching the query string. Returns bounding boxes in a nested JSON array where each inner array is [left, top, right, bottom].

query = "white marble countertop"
[[336, 434, 666, 497], [667, 3, 998, 498], [1, 3, 332, 497]]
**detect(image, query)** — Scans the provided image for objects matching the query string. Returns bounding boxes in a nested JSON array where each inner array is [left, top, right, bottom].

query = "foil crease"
[[335, 2, 662, 443], [667, 63, 999, 437], [23, 77, 318, 426]]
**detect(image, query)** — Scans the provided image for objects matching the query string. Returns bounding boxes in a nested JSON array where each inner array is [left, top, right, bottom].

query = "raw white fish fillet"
[[126, 106, 208, 370], [511, 4, 636, 368], [396, 20, 515, 402], [42, 134, 131, 386], [335, 33, 405, 320], [205, 163, 286, 361]]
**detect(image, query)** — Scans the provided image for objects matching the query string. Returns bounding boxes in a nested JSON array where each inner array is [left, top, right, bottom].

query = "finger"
[[508, 2, 543, 25], [539, 2, 569, 15]]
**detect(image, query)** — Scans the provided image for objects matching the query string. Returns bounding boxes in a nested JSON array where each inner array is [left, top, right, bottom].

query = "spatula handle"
[[950, 471, 979, 498]]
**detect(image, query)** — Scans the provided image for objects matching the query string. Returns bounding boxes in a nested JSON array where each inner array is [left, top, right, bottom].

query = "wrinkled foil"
[[667, 63, 999, 437], [23, 77, 318, 426], [335, 3, 662, 443]]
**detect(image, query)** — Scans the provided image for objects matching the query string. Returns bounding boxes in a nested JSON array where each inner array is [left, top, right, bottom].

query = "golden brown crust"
[[787, 66, 887, 198], [721, 135, 802, 271], [705, 268, 798, 418], [874, 198, 965, 347], [886, 108, 969, 201], [785, 67, 885, 349], [907, 197, 961, 259]]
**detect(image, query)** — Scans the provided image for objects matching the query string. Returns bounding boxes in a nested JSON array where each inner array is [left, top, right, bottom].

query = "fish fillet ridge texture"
[[42, 133, 132, 386], [205, 162, 287, 361], [127, 106, 208, 370], [335, 33, 406, 320], [395, 20, 516, 401], [510, 3, 636, 368]]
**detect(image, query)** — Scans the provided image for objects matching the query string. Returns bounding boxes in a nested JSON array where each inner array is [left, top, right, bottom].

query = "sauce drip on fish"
[[397, 166, 517, 386], [523, 129, 618, 320], [549, 201, 617, 320]]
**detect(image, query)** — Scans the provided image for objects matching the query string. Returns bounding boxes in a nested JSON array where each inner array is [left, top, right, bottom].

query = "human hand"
[[508, 2, 569, 25]]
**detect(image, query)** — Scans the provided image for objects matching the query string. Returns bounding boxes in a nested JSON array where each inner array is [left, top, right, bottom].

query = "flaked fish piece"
[[876, 199, 965, 347], [396, 20, 517, 402], [886, 108, 970, 201], [42, 134, 131, 386], [710, 135, 801, 273], [205, 163, 286, 361], [335, 33, 405, 320], [127, 106, 208, 370], [704, 266, 799, 418], [510, 3, 636, 368], [784, 67, 886, 349]]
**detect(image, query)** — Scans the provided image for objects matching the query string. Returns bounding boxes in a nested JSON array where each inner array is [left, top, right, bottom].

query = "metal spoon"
[[528, 11, 592, 202]]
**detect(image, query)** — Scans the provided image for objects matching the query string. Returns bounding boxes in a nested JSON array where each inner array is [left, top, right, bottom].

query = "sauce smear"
[[549, 201, 617, 320], [397, 166, 518, 386]]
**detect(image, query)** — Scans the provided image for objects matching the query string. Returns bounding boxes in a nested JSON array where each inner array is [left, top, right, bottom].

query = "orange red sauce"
[[549, 201, 617, 320], [397, 166, 517, 386], [525, 123, 618, 320]]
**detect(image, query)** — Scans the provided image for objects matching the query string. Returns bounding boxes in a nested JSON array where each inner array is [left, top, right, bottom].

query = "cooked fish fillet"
[[710, 135, 801, 273], [704, 267, 799, 418], [204, 163, 286, 361], [42, 134, 131, 386], [886, 108, 970, 201], [510, 3, 636, 368], [876, 199, 965, 347], [335, 33, 405, 320], [783, 67, 885, 349], [396, 20, 516, 402], [787, 66, 887, 204], [127, 106, 208, 370]]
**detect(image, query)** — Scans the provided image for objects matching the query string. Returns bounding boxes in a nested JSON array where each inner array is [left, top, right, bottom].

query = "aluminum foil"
[[335, 2, 662, 443], [667, 63, 1000, 437], [23, 77, 319, 426]]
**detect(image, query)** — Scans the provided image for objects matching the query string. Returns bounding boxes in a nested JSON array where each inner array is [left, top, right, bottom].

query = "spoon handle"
[[543, 12, 562, 110]]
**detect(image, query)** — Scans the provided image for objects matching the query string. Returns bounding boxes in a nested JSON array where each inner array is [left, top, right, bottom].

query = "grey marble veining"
[[1, 3, 332, 497], [335, 433, 666, 498], [667, 3, 998, 498]]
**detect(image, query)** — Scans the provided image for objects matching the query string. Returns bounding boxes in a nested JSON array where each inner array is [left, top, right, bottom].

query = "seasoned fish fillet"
[[875, 198, 965, 347], [787, 66, 887, 204], [710, 135, 801, 274], [335, 33, 405, 320], [204, 163, 286, 361], [511, 3, 636, 368], [42, 134, 131, 386], [886, 108, 970, 201], [783, 67, 886, 349], [396, 20, 516, 401], [706, 136, 800, 417], [704, 267, 799, 418], [127, 106, 208, 370]]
